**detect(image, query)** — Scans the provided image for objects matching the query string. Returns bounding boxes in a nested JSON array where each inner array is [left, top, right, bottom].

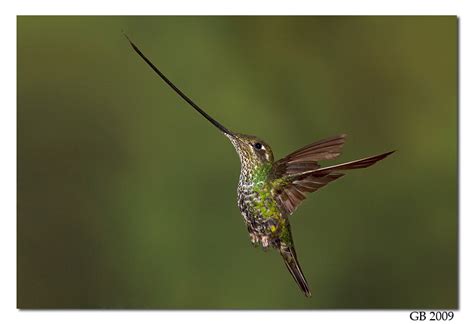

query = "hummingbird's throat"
[[226, 135, 250, 165]]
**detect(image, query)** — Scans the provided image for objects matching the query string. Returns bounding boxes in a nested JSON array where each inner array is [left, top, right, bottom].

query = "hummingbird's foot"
[[261, 236, 270, 251], [249, 233, 259, 247]]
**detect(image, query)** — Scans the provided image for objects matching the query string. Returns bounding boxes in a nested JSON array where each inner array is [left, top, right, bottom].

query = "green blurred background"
[[17, 16, 457, 309]]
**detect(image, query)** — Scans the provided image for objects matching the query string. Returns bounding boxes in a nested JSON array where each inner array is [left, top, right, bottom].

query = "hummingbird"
[[125, 35, 394, 298]]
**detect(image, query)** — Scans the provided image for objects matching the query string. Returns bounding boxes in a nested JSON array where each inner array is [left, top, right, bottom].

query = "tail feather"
[[280, 245, 311, 297]]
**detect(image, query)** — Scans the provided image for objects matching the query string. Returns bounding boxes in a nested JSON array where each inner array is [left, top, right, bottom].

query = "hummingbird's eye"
[[254, 143, 263, 150]]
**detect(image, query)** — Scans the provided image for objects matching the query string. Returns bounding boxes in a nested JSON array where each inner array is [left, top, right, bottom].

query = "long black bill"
[[124, 33, 233, 136]]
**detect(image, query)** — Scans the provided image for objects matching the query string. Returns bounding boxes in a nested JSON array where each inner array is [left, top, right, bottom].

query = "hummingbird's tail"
[[280, 244, 311, 297]]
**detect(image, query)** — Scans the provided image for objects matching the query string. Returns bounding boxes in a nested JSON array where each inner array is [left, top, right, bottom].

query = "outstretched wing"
[[271, 134, 346, 177], [269, 134, 346, 215], [270, 134, 393, 215]]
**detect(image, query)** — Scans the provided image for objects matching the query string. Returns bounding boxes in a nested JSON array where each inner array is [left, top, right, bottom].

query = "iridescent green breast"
[[237, 163, 287, 247], [251, 176, 279, 220]]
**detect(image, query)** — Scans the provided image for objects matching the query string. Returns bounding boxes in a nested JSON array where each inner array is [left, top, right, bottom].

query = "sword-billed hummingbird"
[[125, 35, 394, 297]]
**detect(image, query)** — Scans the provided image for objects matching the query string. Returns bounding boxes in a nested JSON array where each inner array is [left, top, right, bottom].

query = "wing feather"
[[272, 134, 347, 177], [270, 133, 393, 215], [283, 134, 347, 163]]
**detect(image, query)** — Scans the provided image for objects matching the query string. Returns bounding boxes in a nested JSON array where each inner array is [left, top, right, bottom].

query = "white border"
[[2, 1, 472, 324], [7, 0, 464, 15]]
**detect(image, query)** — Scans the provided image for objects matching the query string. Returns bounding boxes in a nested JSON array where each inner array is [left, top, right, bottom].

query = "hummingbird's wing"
[[269, 134, 347, 215], [270, 134, 346, 180], [272, 134, 346, 176], [271, 170, 345, 216], [270, 134, 393, 215]]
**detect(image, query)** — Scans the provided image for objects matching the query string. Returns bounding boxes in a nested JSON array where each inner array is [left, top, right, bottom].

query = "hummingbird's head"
[[226, 133, 274, 166]]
